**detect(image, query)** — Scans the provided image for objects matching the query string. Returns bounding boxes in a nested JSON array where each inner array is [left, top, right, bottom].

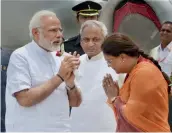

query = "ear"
[[32, 28, 39, 36], [119, 53, 127, 61], [80, 41, 84, 48], [32, 28, 40, 39]]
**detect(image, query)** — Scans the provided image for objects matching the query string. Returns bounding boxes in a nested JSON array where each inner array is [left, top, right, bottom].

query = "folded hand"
[[102, 74, 119, 99]]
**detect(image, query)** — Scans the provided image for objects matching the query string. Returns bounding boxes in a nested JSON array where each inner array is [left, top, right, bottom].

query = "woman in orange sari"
[[102, 33, 171, 132]]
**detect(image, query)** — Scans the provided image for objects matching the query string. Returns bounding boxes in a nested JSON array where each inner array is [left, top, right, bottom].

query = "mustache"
[[51, 39, 63, 45]]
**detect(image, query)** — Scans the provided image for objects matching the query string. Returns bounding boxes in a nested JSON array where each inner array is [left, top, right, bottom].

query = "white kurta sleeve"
[[6, 51, 31, 96]]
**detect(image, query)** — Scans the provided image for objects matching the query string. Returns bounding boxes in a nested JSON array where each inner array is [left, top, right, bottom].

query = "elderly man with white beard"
[[5, 10, 82, 132], [70, 20, 118, 132]]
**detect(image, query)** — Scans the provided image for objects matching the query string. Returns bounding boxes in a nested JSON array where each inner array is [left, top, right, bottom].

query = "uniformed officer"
[[64, 0, 102, 55]]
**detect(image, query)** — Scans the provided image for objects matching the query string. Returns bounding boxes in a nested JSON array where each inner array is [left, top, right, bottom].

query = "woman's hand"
[[102, 74, 119, 100]]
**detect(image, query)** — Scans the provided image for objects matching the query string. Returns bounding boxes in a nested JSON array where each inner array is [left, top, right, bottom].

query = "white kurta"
[[70, 52, 118, 132], [5, 40, 70, 132], [150, 41, 172, 77]]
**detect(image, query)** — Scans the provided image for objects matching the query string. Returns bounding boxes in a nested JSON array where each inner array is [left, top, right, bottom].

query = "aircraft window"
[[118, 13, 160, 54]]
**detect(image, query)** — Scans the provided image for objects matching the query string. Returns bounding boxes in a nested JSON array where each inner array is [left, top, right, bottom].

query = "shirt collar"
[[167, 41, 172, 51], [86, 52, 104, 61], [31, 40, 50, 55], [159, 41, 172, 52]]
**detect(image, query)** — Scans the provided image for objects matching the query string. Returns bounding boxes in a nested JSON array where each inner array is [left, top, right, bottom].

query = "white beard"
[[38, 33, 61, 52]]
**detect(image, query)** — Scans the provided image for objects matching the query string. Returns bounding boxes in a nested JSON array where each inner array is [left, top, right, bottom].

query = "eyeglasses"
[[106, 59, 113, 65], [160, 29, 171, 33]]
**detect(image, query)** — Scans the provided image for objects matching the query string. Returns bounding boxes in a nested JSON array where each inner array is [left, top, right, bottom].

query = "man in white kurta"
[[70, 20, 118, 131], [150, 21, 172, 77], [5, 10, 81, 132], [5, 40, 70, 131], [71, 52, 118, 131]]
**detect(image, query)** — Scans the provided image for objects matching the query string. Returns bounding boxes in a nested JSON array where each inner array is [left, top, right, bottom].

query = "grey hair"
[[29, 10, 56, 39], [80, 20, 108, 37]]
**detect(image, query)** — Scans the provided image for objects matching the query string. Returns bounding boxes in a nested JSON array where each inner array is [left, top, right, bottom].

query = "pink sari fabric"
[[114, 97, 142, 132]]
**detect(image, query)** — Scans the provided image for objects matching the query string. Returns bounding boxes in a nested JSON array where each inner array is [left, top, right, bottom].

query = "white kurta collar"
[[159, 41, 172, 52], [86, 52, 103, 61], [31, 40, 50, 55]]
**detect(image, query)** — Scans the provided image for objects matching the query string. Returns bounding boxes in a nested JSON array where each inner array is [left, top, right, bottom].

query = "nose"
[[163, 30, 167, 34], [87, 40, 95, 47], [56, 30, 63, 38]]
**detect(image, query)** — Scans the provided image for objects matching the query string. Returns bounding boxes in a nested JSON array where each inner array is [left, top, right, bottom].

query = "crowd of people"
[[2, 0, 172, 132]]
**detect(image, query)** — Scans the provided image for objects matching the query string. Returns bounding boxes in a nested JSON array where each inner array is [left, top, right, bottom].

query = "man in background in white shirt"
[[150, 21, 172, 77], [5, 10, 82, 132], [150, 21, 172, 131], [70, 20, 118, 132]]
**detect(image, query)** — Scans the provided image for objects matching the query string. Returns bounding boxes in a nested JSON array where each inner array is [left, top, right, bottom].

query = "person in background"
[[102, 32, 171, 132], [64, 0, 102, 55], [5, 10, 82, 132], [150, 21, 172, 130], [150, 21, 172, 77], [70, 20, 118, 132], [1, 48, 13, 132]]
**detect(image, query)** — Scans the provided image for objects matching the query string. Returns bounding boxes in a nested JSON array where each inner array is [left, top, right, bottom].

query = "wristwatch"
[[110, 97, 116, 103], [66, 85, 76, 91]]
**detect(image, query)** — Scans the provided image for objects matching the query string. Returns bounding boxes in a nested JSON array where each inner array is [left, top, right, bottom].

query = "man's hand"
[[62, 51, 82, 107], [65, 52, 80, 87], [67, 87, 82, 107], [57, 51, 80, 82]]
